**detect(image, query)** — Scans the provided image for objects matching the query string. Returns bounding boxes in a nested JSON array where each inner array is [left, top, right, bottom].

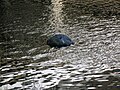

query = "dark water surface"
[[0, 0, 120, 90]]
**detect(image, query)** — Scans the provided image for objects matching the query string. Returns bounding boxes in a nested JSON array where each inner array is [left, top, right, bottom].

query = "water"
[[0, 0, 120, 90]]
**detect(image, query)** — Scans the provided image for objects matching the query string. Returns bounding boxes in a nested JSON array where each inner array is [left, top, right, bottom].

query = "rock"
[[47, 34, 74, 48]]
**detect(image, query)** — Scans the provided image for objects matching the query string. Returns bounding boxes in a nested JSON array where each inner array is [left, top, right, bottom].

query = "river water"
[[0, 0, 120, 90]]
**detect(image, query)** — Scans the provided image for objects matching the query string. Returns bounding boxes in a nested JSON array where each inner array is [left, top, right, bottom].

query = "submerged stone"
[[47, 34, 74, 48]]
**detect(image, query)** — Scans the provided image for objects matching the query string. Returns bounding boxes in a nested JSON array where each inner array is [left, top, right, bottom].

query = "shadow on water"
[[0, 0, 120, 90]]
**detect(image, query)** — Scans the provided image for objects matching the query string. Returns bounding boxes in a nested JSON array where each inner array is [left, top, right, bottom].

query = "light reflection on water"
[[0, 0, 120, 90]]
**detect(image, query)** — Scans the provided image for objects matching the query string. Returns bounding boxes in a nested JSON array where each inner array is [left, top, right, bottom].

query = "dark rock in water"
[[47, 34, 74, 48]]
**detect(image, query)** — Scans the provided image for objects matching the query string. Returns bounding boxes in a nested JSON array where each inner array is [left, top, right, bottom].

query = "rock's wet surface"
[[0, 0, 120, 90]]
